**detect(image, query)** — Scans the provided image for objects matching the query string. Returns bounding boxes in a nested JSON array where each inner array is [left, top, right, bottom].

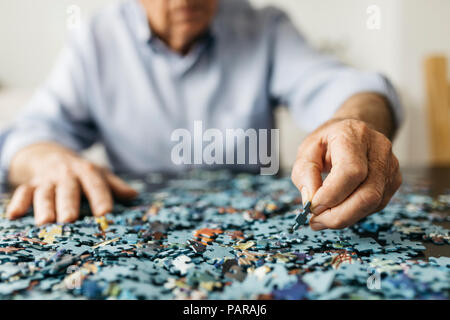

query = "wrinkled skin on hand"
[[7, 151, 137, 226], [291, 119, 402, 231]]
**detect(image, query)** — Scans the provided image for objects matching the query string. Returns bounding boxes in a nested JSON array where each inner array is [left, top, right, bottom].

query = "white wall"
[[0, 0, 449, 168], [0, 0, 112, 88]]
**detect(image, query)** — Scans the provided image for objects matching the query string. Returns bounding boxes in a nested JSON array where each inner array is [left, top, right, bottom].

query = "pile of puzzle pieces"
[[0, 170, 449, 299]]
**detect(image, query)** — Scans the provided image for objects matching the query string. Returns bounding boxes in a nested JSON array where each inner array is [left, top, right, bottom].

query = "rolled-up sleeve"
[[268, 11, 403, 132], [0, 30, 98, 183]]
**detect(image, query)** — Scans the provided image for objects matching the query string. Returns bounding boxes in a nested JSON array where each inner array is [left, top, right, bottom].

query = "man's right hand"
[[6, 142, 138, 225]]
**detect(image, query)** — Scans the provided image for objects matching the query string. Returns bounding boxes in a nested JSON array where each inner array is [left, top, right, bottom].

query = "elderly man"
[[0, 0, 402, 230]]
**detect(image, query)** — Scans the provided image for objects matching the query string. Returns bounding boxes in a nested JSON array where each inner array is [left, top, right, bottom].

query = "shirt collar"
[[129, 0, 153, 43]]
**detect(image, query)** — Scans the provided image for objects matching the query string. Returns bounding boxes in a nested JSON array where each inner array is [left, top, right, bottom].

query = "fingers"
[[291, 139, 324, 205], [309, 133, 400, 231], [55, 176, 80, 223], [310, 135, 369, 215], [75, 162, 113, 217], [374, 157, 402, 212], [6, 184, 35, 220], [7, 156, 124, 224], [309, 163, 384, 231], [33, 183, 56, 226], [103, 170, 138, 200]]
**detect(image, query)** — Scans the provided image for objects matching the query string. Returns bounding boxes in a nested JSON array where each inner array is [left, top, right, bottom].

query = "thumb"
[[291, 140, 324, 206]]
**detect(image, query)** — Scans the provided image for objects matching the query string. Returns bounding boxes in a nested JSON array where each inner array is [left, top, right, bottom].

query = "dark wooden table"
[[400, 167, 450, 259]]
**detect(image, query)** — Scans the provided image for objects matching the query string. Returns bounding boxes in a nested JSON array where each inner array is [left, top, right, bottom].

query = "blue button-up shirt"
[[0, 0, 402, 180]]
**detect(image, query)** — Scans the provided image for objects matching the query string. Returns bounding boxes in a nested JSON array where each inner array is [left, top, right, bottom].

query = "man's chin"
[[175, 22, 208, 35], [173, 25, 209, 45]]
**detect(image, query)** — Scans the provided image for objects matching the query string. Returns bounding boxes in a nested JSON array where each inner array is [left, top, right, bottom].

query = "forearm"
[[331, 92, 397, 140], [8, 142, 77, 186]]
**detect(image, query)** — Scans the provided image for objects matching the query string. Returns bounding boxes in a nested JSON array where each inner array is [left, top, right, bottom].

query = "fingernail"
[[5, 207, 13, 217], [301, 187, 310, 206], [310, 222, 326, 231], [6, 210, 14, 220], [6, 210, 18, 220], [95, 205, 111, 217], [312, 205, 326, 215]]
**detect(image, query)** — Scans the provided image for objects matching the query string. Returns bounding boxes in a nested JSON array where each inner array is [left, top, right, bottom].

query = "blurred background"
[[0, 0, 449, 171]]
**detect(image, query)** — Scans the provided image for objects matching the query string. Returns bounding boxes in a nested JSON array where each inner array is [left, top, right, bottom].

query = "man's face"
[[140, 0, 218, 54]]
